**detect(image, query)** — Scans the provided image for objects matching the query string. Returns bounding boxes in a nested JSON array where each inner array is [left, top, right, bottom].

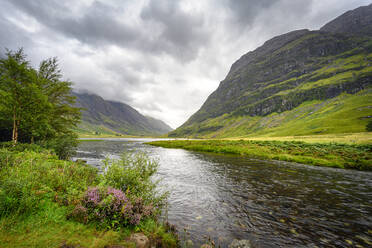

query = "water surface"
[[74, 138, 372, 247]]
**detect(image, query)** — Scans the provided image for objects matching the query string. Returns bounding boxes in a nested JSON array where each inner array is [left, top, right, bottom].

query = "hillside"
[[170, 4, 372, 138], [73, 92, 172, 136]]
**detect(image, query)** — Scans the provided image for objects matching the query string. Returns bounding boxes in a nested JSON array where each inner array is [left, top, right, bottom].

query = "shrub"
[[0, 149, 98, 217], [70, 186, 154, 229], [367, 120, 372, 132], [0, 141, 46, 153], [38, 133, 79, 160], [102, 152, 167, 207]]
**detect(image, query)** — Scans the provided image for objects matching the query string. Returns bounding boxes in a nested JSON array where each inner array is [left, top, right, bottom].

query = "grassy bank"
[[169, 90, 372, 139], [0, 145, 177, 247], [147, 140, 372, 170], [228, 132, 372, 145]]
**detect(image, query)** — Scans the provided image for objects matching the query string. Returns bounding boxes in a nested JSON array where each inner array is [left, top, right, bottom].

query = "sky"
[[0, 0, 371, 128]]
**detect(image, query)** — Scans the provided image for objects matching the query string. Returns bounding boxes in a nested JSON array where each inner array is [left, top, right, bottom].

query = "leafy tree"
[[0, 49, 42, 145], [0, 49, 80, 158]]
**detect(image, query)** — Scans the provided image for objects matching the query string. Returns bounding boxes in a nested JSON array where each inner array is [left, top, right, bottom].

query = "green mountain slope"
[[73, 92, 172, 136], [170, 4, 372, 138]]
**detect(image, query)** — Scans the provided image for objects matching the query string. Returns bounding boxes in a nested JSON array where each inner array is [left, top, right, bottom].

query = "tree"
[[0, 48, 39, 145], [0, 49, 81, 158], [37, 57, 80, 138]]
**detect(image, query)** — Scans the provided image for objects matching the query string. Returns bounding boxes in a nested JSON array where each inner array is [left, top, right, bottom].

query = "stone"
[[228, 239, 252, 248], [129, 233, 150, 248], [200, 244, 213, 248]]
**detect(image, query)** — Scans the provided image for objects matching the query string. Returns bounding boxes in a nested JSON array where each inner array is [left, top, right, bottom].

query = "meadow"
[[147, 139, 372, 170]]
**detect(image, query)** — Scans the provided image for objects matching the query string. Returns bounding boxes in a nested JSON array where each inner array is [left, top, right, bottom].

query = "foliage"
[[367, 120, 372, 132], [102, 152, 167, 207], [0, 149, 98, 217], [38, 132, 79, 160], [148, 140, 372, 170], [70, 186, 154, 229], [0, 48, 80, 159], [0, 148, 177, 247]]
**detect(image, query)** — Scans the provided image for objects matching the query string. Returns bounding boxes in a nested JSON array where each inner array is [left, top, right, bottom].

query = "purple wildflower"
[[84, 187, 100, 206], [130, 213, 142, 225]]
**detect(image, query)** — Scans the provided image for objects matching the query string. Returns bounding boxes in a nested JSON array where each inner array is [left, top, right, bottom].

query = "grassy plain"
[[147, 139, 372, 170]]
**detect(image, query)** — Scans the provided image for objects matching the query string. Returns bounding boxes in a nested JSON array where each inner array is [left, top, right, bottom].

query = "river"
[[74, 138, 372, 247]]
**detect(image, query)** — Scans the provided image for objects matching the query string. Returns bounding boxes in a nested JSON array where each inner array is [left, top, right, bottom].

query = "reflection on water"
[[74, 139, 372, 247]]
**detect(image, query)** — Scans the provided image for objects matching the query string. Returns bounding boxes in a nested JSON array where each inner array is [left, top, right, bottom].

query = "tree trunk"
[[12, 106, 18, 145]]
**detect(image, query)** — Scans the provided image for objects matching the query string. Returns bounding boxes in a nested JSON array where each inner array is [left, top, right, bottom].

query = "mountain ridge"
[[171, 4, 372, 138], [73, 92, 172, 136]]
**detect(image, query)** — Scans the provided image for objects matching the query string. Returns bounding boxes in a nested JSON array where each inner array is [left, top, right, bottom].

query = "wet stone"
[[129, 233, 150, 248], [228, 239, 252, 248]]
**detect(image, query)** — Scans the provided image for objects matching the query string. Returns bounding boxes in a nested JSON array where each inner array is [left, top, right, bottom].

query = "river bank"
[[147, 139, 372, 170], [0, 144, 177, 247]]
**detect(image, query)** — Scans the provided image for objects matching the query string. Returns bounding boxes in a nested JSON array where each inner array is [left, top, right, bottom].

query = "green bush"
[[70, 186, 154, 229], [102, 152, 167, 208], [0, 142, 46, 153], [38, 133, 79, 160], [0, 149, 98, 217], [367, 120, 372, 132]]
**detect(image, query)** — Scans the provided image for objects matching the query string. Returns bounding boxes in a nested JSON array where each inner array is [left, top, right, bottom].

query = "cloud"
[[140, 0, 210, 61], [226, 0, 279, 26], [0, 0, 371, 128]]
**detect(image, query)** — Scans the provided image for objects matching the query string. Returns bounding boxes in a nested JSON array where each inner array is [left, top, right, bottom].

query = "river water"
[[74, 138, 372, 247]]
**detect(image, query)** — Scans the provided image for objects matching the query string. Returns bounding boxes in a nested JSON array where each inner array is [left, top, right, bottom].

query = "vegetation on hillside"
[[74, 92, 172, 137], [169, 90, 372, 138], [0, 145, 177, 247], [0, 49, 80, 159], [147, 140, 372, 170]]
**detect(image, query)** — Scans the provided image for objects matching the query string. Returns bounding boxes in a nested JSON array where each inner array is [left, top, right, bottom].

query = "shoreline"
[[146, 139, 372, 171]]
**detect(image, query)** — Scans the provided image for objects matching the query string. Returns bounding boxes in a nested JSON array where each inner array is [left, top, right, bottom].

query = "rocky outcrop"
[[320, 4, 372, 37]]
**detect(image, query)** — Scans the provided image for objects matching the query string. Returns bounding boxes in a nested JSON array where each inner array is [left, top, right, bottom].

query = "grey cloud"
[[140, 0, 210, 61], [6, 0, 210, 63], [8, 0, 139, 46], [0, 1, 34, 52], [226, 0, 279, 26]]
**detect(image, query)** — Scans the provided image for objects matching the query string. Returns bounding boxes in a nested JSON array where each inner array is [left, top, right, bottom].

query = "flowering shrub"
[[71, 186, 154, 228], [102, 152, 167, 208]]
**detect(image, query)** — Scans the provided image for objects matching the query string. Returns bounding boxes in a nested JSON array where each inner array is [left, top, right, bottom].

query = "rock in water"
[[129, 233, 150, 248], [229, 239, 252, 248]]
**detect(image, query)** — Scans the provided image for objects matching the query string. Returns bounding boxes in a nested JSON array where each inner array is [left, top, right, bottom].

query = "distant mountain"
[[73, 92, 172, 136], [170, 4, 372, 138]]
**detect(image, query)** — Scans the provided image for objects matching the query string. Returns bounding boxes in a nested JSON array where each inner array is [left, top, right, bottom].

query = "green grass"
[[229, 132, 372, 145], [147, 140, 372, 170], [0, 146, 178, 247], [0, 201, 132, 248], [171, 89, 372, 139]]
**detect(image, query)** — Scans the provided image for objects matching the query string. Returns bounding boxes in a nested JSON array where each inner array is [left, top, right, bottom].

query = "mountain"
[[73, 92, 172, 136], [170, 4, 372, 138], [320, 4, 372, 37]]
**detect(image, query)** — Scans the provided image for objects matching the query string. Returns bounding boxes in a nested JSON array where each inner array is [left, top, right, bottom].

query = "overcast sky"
[[0, 0, 371, 128]]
